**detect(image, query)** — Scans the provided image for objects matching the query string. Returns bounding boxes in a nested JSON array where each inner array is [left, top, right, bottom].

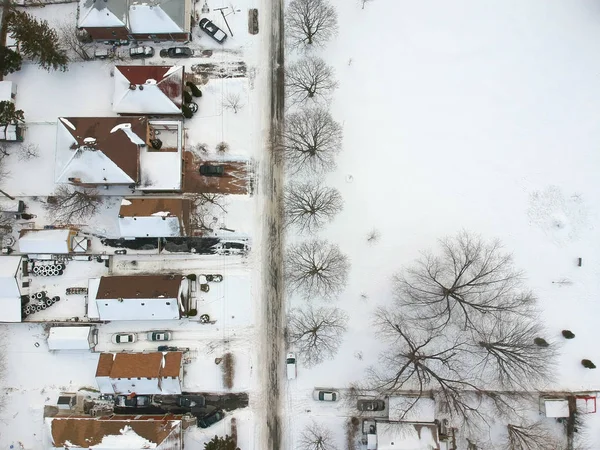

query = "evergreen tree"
[[7, 11, 68, 71], [204, 435, 239, 450], [0, 47, 22, 75], [0, 101, 25, 135]]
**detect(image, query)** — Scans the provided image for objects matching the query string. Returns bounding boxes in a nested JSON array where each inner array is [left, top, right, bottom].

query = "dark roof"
[[95, 352, 183, 378], [96, 275, 182, 299]]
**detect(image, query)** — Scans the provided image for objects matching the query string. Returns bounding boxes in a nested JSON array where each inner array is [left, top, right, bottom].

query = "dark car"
[[197, 409, 225, 428], [357, 399, 386, 411], [199, 164, 225, 176], [115, 394, 152, 408], [129, 46, 155, 58], [160, 47, 193, 58], [199, 18, 227, 44], [176, 395, 206, 408]]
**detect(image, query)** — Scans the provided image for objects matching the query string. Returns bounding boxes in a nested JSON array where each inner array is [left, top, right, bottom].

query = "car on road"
[[357, 399, 386, 411], [111, 333, 137, 344], [197, 409, 225, 428], [129, 46, 155, 58], [177, 395, 206, 408], [199, 164, 225, 176], [147, 331, 172, 341], [286, 353, 296, 380], [199, 18, 227, 44], [313, 390, 339, 402], [160, 47, 193, 58], [115, 394, 152, 408]]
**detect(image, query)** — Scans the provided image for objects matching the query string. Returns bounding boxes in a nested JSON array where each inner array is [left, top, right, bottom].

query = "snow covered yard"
[[282, 0, 600, 448]]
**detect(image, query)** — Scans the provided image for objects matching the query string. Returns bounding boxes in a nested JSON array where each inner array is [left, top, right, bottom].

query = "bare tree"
[[359, 0, 374, 9], [223, 93, 244, 113], [287, 306, 348, 366], [17, 143, 39, 161], [190, 193, 227, 233], [502, 422, 565, 450], [282, 108, 343, 175], [470, 316, 556, 390], [286, 0, 338, 49], [394, 231, 535, 333], [285, 239, 349, 299], [299, 421, 338, 450], [285, 56, 338, 104], [284, 181, 343, 233], [43, 185, 102, 224], [58, 21, 92, 61]]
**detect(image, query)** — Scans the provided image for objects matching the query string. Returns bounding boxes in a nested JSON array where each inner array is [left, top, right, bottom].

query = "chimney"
[[129, 84, 136, 90]]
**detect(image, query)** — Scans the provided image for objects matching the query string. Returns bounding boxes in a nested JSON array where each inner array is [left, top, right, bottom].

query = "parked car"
[[199, 164, 225, 176], [313, 390, 339, 402], [129, 46, 155, 58], [213, 241, 249, 256], [286, 353, 297, 380], [111, 333, 136, 344], [147, 331, 172, 341], [199, 18, 228, 44], [158, 345, 180, 351], [160, 47, 193, 58], [115, 394, 151, 408], [197, 409, 225, 428], [176, 395, 206, 408], [357, 399, 386, 411]]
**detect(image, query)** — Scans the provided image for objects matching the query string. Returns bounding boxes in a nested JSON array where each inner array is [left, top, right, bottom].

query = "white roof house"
[[18, 229, 77, 254], [0, 256, 23, 322], [388, 396, 436, 422], [376, 422, 439, 450], [47, 326, 95, 350], [113, 66, 184, 115]]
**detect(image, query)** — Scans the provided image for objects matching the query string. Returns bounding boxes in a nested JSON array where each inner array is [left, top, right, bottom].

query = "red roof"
[[116, 66, 183, 108]]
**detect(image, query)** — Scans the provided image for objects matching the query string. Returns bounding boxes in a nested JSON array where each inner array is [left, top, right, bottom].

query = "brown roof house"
[[46, 414, 183, 449], [78, 0, 192, 41], [113, 66, 184, 115], [87, 275, 186, 321], [95, 352, 183, 394], [119, 197, 191, 237], [55, 117, 184, 191]]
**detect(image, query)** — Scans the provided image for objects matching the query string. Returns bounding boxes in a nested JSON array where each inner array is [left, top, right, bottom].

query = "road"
[[262, 0, 285, 447]]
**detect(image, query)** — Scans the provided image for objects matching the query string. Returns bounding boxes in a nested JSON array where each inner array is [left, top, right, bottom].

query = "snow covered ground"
[[282, 0, 600, 448]]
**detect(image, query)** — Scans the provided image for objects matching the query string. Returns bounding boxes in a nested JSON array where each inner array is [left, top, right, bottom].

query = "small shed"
[[47, 326, 96, 350], [544, 399, 570, 418], [18, 229, 80, 254]]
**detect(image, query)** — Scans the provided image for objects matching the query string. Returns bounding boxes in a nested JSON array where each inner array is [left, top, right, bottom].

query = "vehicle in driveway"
[[147, 331, 172, 341], [313, 390, 338, 402], [357, 399, 386, 411], [111, 333, 136, 344], [286, 353, 296, 380], [115, 394, 152, 408], [129, 46, 154, 58], [160, 47, 193, 58], [199, 164, 225, 176], [197, 409, 225, 428], [199, 18, 227, 43], [177, 395, 206, 408]]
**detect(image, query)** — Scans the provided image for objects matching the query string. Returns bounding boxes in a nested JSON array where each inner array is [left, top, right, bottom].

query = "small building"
[[113, 66, 184, 115], [95, 352, 183, 395], [87, 275, 185, 321], [0, 255, 24, 322], [46, 415, 183, 450], [119, 197, 191, 237], [376, 422, 440, 450], [18, 229, 87, 254], [47, 326, 97, 351]]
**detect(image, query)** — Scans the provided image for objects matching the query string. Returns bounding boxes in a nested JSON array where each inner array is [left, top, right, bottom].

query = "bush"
[[187, 274, 197, 281], [533, 337, 549, 347], [222, 352, 235, 389], [182, 103, 194, 119], [187, 81, 203, 97], [562, 330, 575, 339], [204, 435, 239, 450], [187, 308, 198, 317], [582, 359, 596, 369], [184, 90, 193, 104], [216, 141, 229, 153]]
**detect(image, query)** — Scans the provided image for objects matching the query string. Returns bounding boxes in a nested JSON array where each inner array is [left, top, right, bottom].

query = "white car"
[[147, 331, 171, 341], [112, 333, 137, 344], [313, 390, 339, 402], [286, 353, 297, 380]]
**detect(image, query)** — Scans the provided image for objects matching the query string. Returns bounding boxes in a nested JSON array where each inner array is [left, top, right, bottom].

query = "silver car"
[[147, 331, 172, 341]]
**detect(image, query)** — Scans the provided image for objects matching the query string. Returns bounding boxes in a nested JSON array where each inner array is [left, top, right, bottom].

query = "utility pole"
[[214, 7, 233, 37]]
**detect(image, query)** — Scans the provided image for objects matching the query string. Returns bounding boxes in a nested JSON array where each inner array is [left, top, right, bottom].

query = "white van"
[[286, 352, 297, 380]]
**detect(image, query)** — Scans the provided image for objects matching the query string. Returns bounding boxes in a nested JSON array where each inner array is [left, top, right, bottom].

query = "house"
[[47, 326, 97, 351], [87, 275, 186, 321], [119, 197, 191, 237], [55, 116, 184, 191], [18, 229, 88, 254], [78, 0, 192, 41], [0, 255, 24, 322], [376, 422, 441, 450], [95, 352, 183, 394], [113, 66, 184, 115], [46, 415, 183, 449]]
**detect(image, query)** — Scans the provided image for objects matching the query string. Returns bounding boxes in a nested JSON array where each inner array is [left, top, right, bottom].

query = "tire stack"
[[31, 262, 65, 277], [22, 292, 61, 316]]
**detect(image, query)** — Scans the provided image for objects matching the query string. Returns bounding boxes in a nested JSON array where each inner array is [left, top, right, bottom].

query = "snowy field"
[[283, 0, 600, 448]]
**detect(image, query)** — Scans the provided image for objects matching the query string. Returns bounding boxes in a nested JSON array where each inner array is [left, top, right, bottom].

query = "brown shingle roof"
[[49, 415, 182, 448], [61, 117, 147, 182], [162, 352, 183, 377], [96, 352, 183, 379], [119, 197, 191, 235], [116, 66, 184, 108], [97, 275, 182, 299], [95, 353, 115, 377]]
